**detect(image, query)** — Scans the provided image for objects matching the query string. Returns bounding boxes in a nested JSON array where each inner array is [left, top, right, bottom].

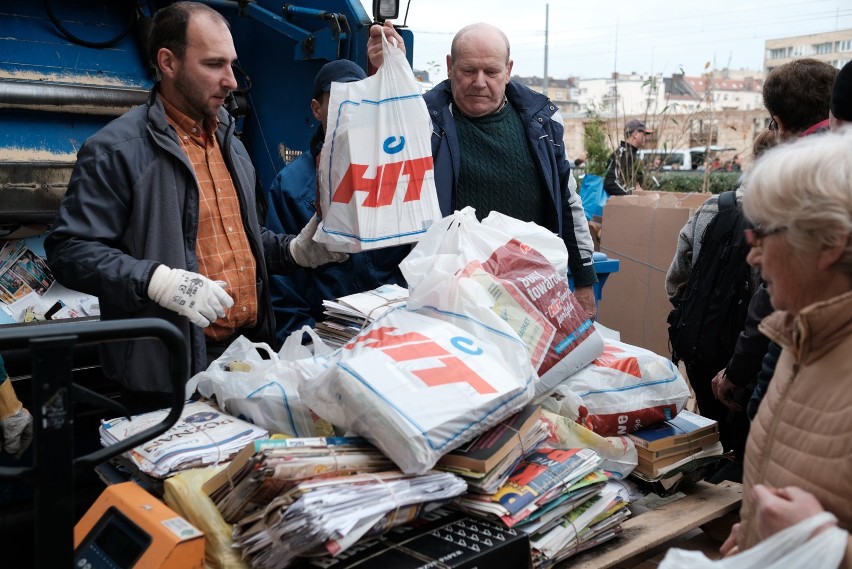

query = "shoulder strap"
[[718, 190, 736, 211]]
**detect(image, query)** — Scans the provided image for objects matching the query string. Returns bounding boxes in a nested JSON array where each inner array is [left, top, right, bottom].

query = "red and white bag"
[[566, 339, 691, 436], [401, 208, 604, 399], [315, 34, 441, 252], [297, 308, 535, 474]]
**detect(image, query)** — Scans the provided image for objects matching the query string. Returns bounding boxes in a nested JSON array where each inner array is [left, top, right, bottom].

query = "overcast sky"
[[359, 0, 852, 80]]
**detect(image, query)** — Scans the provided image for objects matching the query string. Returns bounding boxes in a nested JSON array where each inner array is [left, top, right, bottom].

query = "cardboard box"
[[597, 191, 712, 358], [302, 507, 532, 569]]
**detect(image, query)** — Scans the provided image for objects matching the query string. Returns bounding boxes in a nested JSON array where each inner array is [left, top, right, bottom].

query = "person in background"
[[45, 2, 346, 413], [720, 128, 852, 563], [712, 58, 837, 426], [0, 356, 32, 459], [367, 21, 598, 317], [829, 60, 852, 132], [603, 119, 651, 196], [665, 129, 775, 475], [264, 60, 408, 344]]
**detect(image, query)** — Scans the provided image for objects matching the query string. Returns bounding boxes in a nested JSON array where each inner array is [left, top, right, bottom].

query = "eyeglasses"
[[744, 224, 786, 247], [768, 117, 777, 132]]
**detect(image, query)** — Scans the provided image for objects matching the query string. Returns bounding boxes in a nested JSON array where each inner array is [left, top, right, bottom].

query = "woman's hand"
[[753, 484, 833, 540]]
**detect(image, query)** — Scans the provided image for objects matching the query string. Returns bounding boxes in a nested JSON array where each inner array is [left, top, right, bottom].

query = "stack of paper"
[[628, 410, 723, 479], [526, 481, 631, 567], [454, 447, 602, 527], [232, 470, 467, 568], [203, 436, 395, 522], [315, 284, 408, 346], [437, 405, 550, 494], [99, 401, 268, 478]]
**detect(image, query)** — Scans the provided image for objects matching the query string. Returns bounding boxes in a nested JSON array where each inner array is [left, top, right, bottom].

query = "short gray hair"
[[744, 127, 852, 274]]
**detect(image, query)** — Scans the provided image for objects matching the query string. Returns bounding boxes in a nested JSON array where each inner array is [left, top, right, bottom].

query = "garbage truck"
[[0, 0, 413, 564]]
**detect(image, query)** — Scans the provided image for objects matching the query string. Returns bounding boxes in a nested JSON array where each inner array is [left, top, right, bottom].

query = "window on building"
[[768, 48, 787, 59], [814, 42, 833, 55], [792, 45, 806, 57]]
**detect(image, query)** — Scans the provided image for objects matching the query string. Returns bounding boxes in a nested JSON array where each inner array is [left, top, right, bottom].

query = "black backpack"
[[667, 191, 753, 372]]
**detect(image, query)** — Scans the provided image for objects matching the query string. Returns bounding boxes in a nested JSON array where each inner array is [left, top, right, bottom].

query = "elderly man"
[[368, 21, 598, 317], [603, 119, 651, 196]]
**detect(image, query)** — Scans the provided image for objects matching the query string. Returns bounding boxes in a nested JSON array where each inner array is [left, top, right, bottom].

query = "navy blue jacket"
[[423, 79, 597, 287], [264, 131, 408, 345]]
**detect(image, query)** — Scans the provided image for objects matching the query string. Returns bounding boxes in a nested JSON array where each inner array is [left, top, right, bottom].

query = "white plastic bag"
[[659, 512, 846, 569], [193, 330, 333, 437], [401, 207, 604, 399], [297, 308, 535, 474], [315, 33, 441, 252], [564, 338, 691, 436]]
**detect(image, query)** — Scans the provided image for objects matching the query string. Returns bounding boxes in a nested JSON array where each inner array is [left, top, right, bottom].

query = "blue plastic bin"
[[568, 252, 620, 310]]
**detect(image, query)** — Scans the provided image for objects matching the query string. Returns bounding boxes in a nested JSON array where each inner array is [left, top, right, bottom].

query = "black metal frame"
[[0, 318, 189, 568]]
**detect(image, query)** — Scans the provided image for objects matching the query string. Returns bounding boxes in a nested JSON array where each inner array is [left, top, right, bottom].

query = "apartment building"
[[764, 29, 852, 73]]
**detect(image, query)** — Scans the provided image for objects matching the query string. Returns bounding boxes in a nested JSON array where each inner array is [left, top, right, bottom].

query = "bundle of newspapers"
[[99, 400, 268, 478], [204, 436, 396, 523], [453, 446, 630, 567], [315, 283, 408, 347], [203, 436, 467, 568], [230, 469, 466, 568]]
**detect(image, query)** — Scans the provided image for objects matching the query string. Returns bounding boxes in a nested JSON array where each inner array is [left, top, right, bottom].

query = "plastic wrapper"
[[401, 207, 604, 400], [297, 308, 535, 474], [192, 329, 334, 437], [315, 32, 441, 252], [565, 339, 691, 436], [163, 466, 249, 569], [540, 409, 637, 479]]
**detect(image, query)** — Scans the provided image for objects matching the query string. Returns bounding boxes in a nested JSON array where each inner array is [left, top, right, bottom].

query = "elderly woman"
[[720, 128, 852, 563]]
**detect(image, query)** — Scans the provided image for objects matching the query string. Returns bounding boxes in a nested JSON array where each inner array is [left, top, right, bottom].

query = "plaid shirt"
[[163, 97, 257, 340]]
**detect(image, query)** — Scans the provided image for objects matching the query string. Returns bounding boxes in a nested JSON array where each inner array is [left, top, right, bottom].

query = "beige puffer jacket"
[[740, 289, 852, 566]]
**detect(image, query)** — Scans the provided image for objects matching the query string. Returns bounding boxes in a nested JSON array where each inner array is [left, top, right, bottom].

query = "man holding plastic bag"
[[265, 60, 409, 343], [367, 21, 598, 318]]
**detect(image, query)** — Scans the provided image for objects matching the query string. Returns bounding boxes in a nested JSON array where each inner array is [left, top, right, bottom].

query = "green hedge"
[[645, 171, 742, 194]]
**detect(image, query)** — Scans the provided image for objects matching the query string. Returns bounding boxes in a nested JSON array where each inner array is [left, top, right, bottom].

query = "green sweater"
[[452, 103, 553, 229]]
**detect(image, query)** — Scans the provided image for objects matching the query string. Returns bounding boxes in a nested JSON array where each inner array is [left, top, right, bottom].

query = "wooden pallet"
[[560, 480, 742, 569]]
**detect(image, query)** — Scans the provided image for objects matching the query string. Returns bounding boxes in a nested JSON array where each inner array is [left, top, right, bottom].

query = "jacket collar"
[[760, 289, 852, 364]]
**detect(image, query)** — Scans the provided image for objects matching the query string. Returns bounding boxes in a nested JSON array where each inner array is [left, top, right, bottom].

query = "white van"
[[638, 146, 735, 171]]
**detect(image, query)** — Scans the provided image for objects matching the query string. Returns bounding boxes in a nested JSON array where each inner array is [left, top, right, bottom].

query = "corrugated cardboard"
[[597, 191, 712, 358]]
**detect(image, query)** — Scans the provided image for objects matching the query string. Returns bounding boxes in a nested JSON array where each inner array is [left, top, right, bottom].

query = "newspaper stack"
[[525, 481, 631, 567], [454, 447, 602, 527], [315, 283, 408, 346], [99, 401, 268, 478], [232, 470, 467, 569], [437, 405, 551, 495], [204, 436, 396, 522]]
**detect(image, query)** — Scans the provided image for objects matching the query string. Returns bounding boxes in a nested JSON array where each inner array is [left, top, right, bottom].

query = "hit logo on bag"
[[316, 36, 441, 252]]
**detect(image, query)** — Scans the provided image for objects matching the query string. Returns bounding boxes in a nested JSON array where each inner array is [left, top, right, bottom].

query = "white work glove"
[[147, 265, 234, 327], [289, 214, 349, 268], [1, 408, 33, 459], [0, 377, 32, 459]]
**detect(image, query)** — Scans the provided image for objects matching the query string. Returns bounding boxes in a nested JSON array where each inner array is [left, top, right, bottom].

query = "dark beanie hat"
[[831, 60, 852, 122]]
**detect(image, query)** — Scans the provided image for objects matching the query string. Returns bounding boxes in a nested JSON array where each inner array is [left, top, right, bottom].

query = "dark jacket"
[[264, 130, 408, 345], [725, 283, 773, 386], [603, 141, 641, 196], [423, 79, 597, 287], [45, 89, 295, 392]]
